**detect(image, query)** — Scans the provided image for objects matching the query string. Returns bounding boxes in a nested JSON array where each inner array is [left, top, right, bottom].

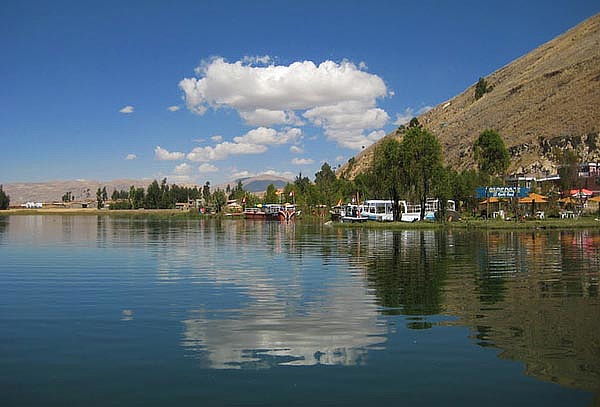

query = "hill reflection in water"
[[1, 216, 598, 403]]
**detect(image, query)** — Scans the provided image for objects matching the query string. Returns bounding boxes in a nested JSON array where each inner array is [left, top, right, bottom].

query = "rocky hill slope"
[[339, 13, 600, 179]]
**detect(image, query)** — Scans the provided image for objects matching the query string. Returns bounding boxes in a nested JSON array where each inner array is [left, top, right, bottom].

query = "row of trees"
[[0, 185, 10, 210], [273, 122, 510, 221]]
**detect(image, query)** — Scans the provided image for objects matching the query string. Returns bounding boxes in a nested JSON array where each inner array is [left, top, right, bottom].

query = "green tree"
[[372, 138, 405, 220], [96, 188, 103, 209], [474, 77, 491, 100], [473, 130, 510, 178], [202, 181, 211, 204], [556, 149, 579, 192], [145, 180, 161, 209], [314, 162, 337, 206], [61, 191, 73, 202], [264, 184, 278, 204], [0, 185, 10, 210], [212, 189, 227, 212], [402, 126, 443, 221]]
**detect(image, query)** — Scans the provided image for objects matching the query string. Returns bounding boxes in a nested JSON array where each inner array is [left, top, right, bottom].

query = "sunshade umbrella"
[[570, 188, 593, 197], [528, 192, 548, 200]]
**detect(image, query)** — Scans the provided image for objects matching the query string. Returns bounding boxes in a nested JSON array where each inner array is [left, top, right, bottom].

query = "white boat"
[[399, 199, 456, 222], [340, 204, 368, 223], [361, 200, 394, 222]]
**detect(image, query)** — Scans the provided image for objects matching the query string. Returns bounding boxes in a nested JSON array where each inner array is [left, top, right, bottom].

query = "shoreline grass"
[[2, 209, 599, 230], [333, 217, 600, 230]]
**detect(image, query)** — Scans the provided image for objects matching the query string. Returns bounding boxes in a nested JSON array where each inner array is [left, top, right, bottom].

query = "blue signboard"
[[475, 186, 530, 199]]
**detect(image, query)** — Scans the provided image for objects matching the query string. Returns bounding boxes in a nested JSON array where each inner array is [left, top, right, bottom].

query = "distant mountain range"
[[339, 13, 600, 179], [2, 174, 293, 204], [1, 179, 152, 204], [215, 174, 292, 194]]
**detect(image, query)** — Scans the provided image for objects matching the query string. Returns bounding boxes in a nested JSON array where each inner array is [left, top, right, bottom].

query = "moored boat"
[[341, 204, 367, 223], [399, 199, 457, 222], [361, 200, 394, 222], [243, 206, 267, 220]]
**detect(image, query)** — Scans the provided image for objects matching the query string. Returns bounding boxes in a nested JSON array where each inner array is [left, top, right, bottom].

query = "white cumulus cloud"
[[179, 57, 389, 149], [233, 127, 302, 145], [125, 154, 137, 160], [289, 145, 303, 154], [174, 163, 192, 174], [239, 109, 304, 127], [292, 157, 314, 165], [211, 135, 223, 142], [119, 105, 134, 114], [167, 105, 180, 112], [155, 146, 185, 161], [198, 163, 219, 173], [187, 142, 267, 162]]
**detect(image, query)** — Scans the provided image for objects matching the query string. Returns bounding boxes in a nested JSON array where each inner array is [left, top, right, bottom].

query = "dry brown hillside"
[[339, 13, 600, 179]]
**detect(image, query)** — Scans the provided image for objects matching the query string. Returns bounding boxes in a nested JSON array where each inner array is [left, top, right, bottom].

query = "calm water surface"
[[1, 216, 599, 406]]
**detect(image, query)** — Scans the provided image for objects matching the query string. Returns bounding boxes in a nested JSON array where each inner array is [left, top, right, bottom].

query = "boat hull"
[[244, 212, 266, 220]]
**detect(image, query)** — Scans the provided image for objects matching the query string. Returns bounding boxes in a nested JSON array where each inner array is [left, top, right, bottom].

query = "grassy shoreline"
[[1, 209, 599, 230], [333, 218, 600, 230], [0, 208, 208, 218]]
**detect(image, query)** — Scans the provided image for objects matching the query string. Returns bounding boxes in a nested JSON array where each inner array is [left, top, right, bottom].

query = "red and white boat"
[[243, 206, 267, 220]]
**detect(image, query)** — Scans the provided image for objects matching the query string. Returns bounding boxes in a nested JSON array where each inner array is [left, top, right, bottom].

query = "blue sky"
[[2, 0, 598, 184]]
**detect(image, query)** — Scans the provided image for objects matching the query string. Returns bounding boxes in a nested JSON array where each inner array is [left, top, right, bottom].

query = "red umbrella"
[[569, 188, 593, 197]]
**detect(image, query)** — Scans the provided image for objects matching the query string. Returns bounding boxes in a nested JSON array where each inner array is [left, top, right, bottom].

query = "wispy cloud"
[[167, 105, 180, 112], [125, 153, 137, 160], [211, 135, 223, 142], [119, 105, 134, 114]]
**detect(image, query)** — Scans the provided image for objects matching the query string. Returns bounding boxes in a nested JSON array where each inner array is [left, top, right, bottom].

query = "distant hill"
[[2, 179, 153, 204], [339, 13, 600, 179], [216, 174, 292, 194]]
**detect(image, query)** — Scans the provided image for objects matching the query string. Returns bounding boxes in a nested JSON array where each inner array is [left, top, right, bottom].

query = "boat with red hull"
[[243, 207, 267, 220], [245, 204, 299, 222]]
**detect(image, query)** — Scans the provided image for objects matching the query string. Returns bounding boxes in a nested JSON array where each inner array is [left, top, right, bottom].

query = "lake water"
[[1, 216, 599, 406]]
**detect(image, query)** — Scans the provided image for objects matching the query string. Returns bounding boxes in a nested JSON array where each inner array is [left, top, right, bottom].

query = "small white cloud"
[[211, 135, 223, 142], [125, 154, 137, 160], [119, 105, 134, 114], [198, 163, 219, 173], [155, 146, 185, 161], [289, 145, 303, 154], [174, 163, 192, 174], [167, 105, 180, 112], [292, 157, 314, 165], [335, 155, 344, 162]]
